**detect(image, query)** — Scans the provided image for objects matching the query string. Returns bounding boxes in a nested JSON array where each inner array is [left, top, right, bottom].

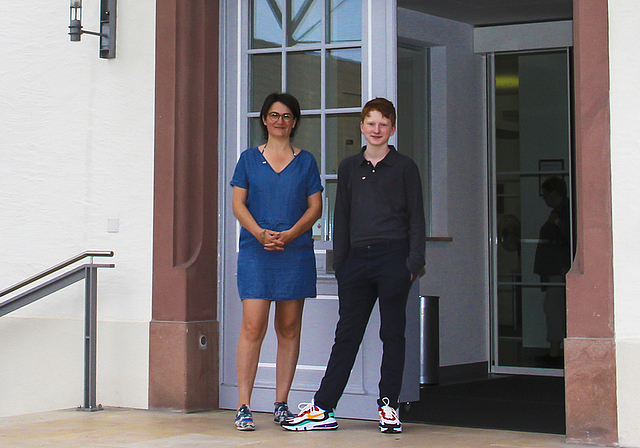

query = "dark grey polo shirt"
[[332, 145, 426, 276]]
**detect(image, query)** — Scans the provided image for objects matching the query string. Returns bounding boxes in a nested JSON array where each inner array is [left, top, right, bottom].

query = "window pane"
[[250, 54, 282, 112], [397, 44, 429, 231], [287, 0, 322, 46], [326, 48, 361, 109], [326, 113, 361, 174], [249, 117, 264, 148], [287, 51, 321, 109], [291, 114, 321, 166], [251, 0, 283, 49], [328, 0, 361, 43], [324, 179, 337, 242]]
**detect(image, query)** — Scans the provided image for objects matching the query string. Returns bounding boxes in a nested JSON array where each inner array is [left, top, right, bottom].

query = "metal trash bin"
[[420, 295, 440, 384]]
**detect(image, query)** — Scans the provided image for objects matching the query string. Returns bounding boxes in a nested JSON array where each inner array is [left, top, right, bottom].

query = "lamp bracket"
[[69, 0, 116, 59]]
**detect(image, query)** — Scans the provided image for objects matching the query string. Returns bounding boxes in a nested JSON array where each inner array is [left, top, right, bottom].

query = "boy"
[[282, 97, 426, 434]]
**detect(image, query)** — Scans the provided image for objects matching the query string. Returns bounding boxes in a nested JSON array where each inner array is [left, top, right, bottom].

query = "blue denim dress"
[[230, 147, 323, 300]]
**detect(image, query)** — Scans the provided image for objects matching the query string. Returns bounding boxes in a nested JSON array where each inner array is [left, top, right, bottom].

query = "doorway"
[[395, 10, 571, 434], [489, 50, 573, 375]]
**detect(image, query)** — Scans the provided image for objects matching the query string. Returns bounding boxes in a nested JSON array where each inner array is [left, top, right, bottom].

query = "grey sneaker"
[[235, 404, 255, 431], [273, 401, 295, 423]]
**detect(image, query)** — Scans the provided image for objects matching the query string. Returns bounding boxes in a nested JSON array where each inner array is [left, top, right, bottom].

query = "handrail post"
[[0, 251, 113, 411], [79, 265, 102, 411]]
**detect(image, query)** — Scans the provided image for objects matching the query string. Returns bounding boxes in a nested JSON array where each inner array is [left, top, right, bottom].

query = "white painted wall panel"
[[609, 0, 640, 339], [0, 0, 156, 416], [609, 0, 640, 445]]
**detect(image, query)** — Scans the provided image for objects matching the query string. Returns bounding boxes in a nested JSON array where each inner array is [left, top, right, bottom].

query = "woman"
[[230, 93, 323, 430]]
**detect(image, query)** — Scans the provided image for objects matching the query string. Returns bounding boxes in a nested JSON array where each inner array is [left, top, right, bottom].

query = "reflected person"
[[533, 176, 571, 364]]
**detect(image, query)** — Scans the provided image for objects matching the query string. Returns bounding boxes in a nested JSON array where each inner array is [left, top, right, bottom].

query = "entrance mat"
[[401, 375, 565, 434]]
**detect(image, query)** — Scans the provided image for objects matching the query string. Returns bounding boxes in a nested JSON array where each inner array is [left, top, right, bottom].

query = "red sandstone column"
[[565, 0, 617, 444], [149, 0, 220, 412]]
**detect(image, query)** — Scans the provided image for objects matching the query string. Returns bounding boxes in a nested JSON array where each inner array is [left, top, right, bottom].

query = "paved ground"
[[0, 407, 595, 448]]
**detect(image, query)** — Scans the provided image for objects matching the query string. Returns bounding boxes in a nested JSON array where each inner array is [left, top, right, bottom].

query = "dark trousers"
[[314, 240, 412, 410]]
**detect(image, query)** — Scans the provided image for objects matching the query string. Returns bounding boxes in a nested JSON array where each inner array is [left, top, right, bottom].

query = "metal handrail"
[[0, 251, 115, 412], [0, 251, 114, 298]]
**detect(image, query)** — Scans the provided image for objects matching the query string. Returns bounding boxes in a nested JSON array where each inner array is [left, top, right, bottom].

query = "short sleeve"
[[305, 152, 323, 197], [230, 150, 249, 189]]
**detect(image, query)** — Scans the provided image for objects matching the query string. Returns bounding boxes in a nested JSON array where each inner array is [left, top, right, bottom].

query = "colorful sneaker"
[[234, 404, 255, 431], [378, 397, 402, 434], [280, 400, 338, 431], [273, 401, 295, 423]]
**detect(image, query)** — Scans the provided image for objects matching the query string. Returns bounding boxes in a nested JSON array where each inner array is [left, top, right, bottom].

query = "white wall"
[[0, 0, 156, 416], [609, 1, 640, 446], [398, 9, 489, 367]]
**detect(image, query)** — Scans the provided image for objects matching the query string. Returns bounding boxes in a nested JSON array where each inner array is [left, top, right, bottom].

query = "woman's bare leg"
[[273, 298, 305, 403], [236, 299, 271, 409]]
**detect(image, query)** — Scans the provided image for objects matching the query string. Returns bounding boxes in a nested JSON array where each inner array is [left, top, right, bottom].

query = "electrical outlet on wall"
[[107, 218, 119, 233]]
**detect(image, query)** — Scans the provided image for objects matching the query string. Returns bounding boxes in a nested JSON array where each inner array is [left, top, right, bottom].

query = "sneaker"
[[280, 400, 339, 431], [273, 401, 295, 423], [378, 397, 402, 434], [235, 404, 255, 431]]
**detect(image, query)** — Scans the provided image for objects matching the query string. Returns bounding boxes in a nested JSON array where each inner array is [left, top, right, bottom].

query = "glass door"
[[490, 49, 572, 375]]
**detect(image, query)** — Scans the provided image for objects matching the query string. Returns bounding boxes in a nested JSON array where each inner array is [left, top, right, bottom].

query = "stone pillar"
[[149, 0, 220, 412], [566, 0, 617, 444]]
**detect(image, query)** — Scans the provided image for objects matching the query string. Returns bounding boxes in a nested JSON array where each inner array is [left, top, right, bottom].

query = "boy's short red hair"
[[361, 97, 396, 126]]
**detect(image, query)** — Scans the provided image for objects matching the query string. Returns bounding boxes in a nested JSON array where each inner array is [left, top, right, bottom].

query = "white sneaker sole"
[[379, 424, 402, 434], [282, 419, 339, 431], [235, 421, 255, 431]]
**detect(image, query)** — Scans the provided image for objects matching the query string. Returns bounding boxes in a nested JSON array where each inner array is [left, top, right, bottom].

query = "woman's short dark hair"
[[259, 92, 302, 140]]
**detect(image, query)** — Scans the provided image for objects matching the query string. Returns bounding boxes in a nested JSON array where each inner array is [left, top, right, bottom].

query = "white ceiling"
[[397, 0, 573, 26]]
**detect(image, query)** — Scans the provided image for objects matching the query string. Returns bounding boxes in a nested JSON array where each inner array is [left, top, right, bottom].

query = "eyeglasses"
[[267, 112, 294, 123]]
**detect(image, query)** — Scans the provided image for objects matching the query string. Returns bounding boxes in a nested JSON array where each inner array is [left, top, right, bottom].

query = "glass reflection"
[[326, 49, 361, 109], [249, 117, 264, 148], [328, 0, 361, 43], [533, 176, 570, 364], [324, 179, 337, 242], [288, 0, 322, 46], [496, 175, 522, 281], [251, 0, 283, 49], [326, 113, 361, 174], [493, 51, 571, 370], [250, 54, 282, 113], [397, 44, 429, 229], [291, 114, 321, 166], [287, 51, 321, 109]]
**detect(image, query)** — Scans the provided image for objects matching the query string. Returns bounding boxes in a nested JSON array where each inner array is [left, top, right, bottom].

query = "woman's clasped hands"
[[259, 228, 295, 250]]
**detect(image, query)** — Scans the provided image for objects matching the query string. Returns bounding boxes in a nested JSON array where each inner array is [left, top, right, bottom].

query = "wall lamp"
[[69, 0, 117, 59]]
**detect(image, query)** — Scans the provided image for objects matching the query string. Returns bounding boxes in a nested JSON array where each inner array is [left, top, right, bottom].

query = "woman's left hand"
[[271, 229, 295, 247], [262, 229, 285, 251]]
